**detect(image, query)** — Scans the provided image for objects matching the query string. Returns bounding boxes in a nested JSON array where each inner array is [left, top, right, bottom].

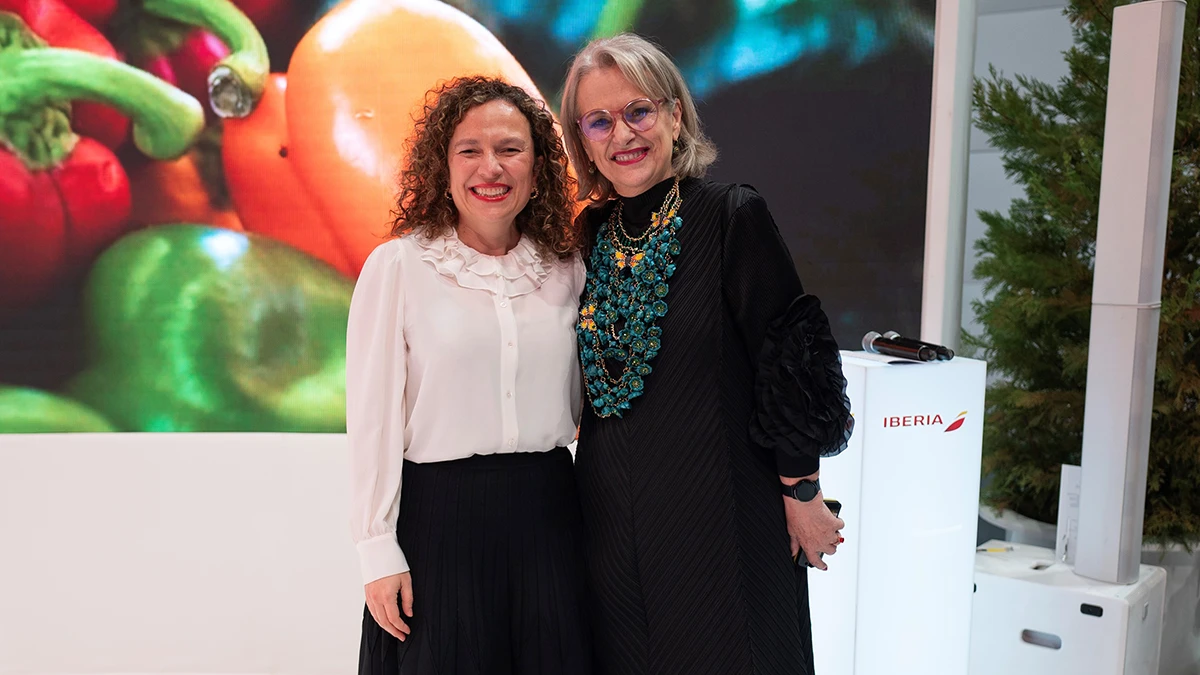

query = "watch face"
[[787, 480, 819, 501], [797, 481, 819, 501]]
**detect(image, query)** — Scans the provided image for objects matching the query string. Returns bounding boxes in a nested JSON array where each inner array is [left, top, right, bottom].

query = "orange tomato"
[[222, 73, 353, 276]]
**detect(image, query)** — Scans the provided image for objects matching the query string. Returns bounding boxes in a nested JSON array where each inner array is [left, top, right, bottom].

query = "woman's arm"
[[346, 240, 413, 637], [722, 188, 849, 567]]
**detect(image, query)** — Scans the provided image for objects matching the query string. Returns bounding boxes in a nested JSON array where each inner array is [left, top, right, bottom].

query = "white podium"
[[969, 541, 1166, 675], [809, 351, 987, 675]]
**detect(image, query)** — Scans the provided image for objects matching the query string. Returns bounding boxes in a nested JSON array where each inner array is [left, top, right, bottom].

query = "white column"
[[1075, 0, 1186, 585], [920, 0, 978, 350]]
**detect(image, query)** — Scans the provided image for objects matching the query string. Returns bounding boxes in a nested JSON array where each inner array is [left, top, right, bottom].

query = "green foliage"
[[969, 0, 1200, 545]]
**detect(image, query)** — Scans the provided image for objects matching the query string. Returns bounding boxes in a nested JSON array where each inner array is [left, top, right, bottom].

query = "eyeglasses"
[[577, 98, 669, 142]]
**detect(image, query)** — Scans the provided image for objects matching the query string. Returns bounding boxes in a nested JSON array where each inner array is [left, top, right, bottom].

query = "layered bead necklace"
[[577, 178, 683, 418]]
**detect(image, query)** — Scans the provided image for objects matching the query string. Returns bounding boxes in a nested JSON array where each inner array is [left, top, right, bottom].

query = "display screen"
[[0, 0, 935, 432]]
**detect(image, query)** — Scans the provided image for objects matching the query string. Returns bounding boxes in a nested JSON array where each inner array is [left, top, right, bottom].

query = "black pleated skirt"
[[358, 447, 592, 675]]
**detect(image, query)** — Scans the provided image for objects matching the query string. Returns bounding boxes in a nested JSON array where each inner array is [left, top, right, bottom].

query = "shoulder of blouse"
[[357, 236, 409, 277]]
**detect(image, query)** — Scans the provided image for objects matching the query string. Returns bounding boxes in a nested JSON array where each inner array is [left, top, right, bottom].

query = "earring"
[[673, 139, 682, 154], [588, 163, 596, 174], [531, 187, 540, 199], [444, 189, 452, 200]]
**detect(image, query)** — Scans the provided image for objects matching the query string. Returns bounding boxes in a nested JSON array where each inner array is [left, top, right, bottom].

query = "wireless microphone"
[[861, 331, 937, 362], [883, 331, 955, 361]]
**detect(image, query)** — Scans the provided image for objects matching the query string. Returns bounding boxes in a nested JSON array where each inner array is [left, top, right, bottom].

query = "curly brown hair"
[[390, 76, 579, 260]]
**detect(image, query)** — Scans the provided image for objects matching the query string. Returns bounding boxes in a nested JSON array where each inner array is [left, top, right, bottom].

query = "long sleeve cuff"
[[356, 532, 410, 585], [776, 449, 819, 479]]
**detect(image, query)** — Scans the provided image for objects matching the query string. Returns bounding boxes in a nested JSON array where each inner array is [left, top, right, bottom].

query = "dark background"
[[701, 46, 933, 346], [468, 0, 937, 348]]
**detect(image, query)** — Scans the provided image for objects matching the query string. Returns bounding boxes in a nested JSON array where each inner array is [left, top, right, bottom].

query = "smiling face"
[[447, 99, 536, 237], [574, 67, 681, 198]]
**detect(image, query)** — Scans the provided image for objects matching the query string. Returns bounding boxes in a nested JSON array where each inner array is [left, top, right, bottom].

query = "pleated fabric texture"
[[358, 448, 593, 675], [575, 178, 816, 675]]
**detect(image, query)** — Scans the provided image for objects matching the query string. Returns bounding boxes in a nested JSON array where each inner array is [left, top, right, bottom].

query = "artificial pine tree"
[[969, 0, 1200, 546]]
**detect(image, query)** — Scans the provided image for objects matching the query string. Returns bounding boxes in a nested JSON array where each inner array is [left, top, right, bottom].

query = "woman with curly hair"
[[346, 76, 591, 675]]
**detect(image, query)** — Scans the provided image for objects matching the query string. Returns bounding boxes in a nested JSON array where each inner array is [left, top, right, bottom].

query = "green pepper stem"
[[141, 0, 269, 118], [0, 13, 77, 169], [0, 47, 204, 160], [0, 11, 47, 53]]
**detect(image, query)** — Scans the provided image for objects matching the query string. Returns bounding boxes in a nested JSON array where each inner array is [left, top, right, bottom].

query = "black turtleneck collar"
[[617, 176, 677, 227]]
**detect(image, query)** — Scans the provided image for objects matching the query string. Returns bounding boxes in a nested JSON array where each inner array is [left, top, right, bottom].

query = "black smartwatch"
[[781, 478, 821, 502]]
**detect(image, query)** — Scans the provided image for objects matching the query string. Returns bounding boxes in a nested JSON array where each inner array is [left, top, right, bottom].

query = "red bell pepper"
[[0, 13, 205, 313], [135, 29, 230, 122], [133, 0, 269, 119], [112, 1, 233, 122], [57, 0, 115, 27], [0, 0, 129, 149], [229, 0, 286, 28]]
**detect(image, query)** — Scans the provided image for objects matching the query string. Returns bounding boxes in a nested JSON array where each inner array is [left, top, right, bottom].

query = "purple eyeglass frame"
[[577, 98, 670, 141]]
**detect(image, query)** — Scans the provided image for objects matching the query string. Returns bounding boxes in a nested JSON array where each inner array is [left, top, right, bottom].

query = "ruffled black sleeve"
[[722, 186, 854, 477]]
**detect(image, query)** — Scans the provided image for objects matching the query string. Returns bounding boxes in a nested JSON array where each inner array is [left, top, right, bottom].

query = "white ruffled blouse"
[[346, 230, 585, 584]]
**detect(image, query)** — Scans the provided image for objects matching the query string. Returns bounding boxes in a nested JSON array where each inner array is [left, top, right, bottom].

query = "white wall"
[[0, 434, 362, 675], [962, 0, 1075, 339]]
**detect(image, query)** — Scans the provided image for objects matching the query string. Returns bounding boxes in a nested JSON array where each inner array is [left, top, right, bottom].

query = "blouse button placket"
[[495, 292, 519, 451]]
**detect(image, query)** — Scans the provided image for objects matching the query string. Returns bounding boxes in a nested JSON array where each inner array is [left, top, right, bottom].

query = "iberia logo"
[[881, 411, 969, 431]]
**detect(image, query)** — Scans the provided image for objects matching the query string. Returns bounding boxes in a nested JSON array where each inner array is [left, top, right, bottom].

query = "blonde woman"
[[561, 34, 853, 675]]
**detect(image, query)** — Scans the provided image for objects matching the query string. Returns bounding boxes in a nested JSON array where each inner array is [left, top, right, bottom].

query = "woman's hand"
[[365, 572, 414, 641], [783, 493, 844, 570]]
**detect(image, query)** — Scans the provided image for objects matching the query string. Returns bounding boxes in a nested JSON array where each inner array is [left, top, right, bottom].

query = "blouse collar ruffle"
[[413, 228, 549, 297]]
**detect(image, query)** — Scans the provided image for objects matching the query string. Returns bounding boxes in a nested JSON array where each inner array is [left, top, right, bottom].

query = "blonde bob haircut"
[[561, 33, 718, 203]]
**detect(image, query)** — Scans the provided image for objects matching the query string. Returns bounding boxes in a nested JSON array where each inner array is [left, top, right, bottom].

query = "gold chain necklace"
[[614, 179, 680, 245]]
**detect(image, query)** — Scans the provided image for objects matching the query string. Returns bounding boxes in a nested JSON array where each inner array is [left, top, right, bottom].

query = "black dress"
[[574, 177, 852, 675]]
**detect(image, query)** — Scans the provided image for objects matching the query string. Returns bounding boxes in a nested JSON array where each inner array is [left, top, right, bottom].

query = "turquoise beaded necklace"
[[577, 178, 683, 418]]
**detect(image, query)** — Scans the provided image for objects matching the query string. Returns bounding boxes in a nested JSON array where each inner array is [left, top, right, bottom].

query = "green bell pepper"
[[67, 224, 352, 432], [0, 386, 117, 433]]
